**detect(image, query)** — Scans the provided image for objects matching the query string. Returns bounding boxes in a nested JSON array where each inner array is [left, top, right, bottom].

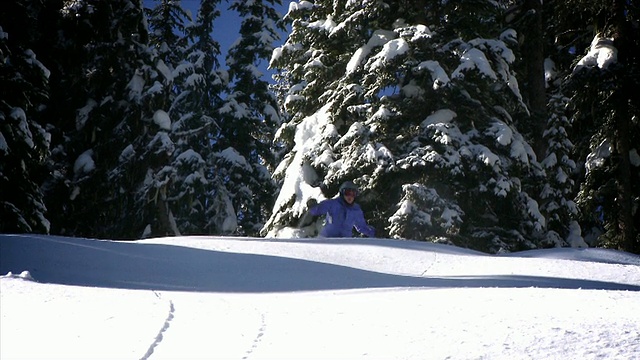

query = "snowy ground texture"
[[1, 234, 640, 360]]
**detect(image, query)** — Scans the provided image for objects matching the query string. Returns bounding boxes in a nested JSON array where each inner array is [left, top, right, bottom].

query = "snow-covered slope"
[[1, 234, 639, 359]]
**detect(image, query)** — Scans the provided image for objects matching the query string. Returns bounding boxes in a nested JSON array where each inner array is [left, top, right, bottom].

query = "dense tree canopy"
[[263, 0, 639, 254], [0, 0, 51, 234]]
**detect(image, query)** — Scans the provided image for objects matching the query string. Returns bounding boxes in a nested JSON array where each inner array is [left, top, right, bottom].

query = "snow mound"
[[1, 234, 638, 293], [2, 271, 35, 281]]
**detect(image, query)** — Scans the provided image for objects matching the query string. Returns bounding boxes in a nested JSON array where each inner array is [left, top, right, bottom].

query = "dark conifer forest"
[[1, 0, 638, 254]]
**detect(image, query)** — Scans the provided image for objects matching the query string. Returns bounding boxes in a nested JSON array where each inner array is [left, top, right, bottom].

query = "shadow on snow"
[[1, 235, 638, 293]]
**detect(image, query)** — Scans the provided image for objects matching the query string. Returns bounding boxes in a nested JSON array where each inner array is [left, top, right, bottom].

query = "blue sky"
[[145, 0, 289, 60], [144, 0, 290, 82]]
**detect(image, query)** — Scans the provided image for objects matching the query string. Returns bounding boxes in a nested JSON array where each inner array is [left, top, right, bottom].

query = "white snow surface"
[[1, 234, 639, 360]]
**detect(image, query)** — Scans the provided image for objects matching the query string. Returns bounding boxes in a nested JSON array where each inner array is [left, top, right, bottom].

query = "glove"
[[306, 198, 318, 209], [366, 225, 375, 237]]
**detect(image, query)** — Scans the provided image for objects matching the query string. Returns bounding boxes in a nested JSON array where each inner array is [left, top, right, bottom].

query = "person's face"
[[343, 189, 357, 204]]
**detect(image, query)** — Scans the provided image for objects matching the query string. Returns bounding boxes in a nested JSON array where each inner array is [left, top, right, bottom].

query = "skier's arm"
[[354, 210, 375, 237], [308, 198, 331, 216]]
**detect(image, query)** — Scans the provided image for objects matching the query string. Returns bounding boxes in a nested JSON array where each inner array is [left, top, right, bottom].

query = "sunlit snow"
[[347, 30, 397, 74], [575, 35, 618, 71], [1, 234, 639, 359]]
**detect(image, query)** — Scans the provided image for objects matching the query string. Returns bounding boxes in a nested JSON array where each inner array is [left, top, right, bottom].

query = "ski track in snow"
[[420, 251, 437, 276], [140, 291, 175, 360], [243, 312, 267, 359]]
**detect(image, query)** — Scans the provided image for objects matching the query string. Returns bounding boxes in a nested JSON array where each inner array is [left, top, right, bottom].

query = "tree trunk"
[[413, 0, 427, 25], [523, 0, 547, 160], [155, 187, 174, 237]]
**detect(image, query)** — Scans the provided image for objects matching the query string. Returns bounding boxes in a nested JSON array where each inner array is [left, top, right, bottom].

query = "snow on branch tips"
[[574, 35, 618, 72], [74, 149, 95, 176], [368, 38, 409, 71], [413, 61, 450, 90], [153, 110, 172, 131], [452, 48, 497, 80], [347, 30, 396, 74], [127, 69, 144, 101], [10, 108, 34, 148], [0, 132, 7, 154], [271, 105, 333, 217], [218, 147, 251, 172]]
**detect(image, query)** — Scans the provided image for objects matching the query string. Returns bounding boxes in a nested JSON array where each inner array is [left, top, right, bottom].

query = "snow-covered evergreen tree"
[[559, 0, 640, 253], [52, 0, 168, 238], [147, 0, 191, 70], [38, 0, 90, 235], [0, 1, 51, 233], [264, 0, 387, 235], [265, 0, 550, 253], [171, 0, 229, 234], [218, 0, 284, 235], [129, 0, 195, 237], [537, 92, 582, 247], [504, 0, 585, 248]]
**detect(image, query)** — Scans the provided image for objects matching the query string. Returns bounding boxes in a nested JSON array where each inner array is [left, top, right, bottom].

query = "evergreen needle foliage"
[[0, 0, 637, 254]]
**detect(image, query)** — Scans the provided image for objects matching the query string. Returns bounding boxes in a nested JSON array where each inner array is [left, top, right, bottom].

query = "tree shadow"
[[1, 235, 639, 293]]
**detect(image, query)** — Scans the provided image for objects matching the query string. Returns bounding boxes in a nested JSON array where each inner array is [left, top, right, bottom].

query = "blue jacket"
[[309, 197, 375, 237]]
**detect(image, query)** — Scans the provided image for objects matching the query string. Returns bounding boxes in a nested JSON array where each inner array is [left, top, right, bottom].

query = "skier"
[[306, 181, 375, 238]]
